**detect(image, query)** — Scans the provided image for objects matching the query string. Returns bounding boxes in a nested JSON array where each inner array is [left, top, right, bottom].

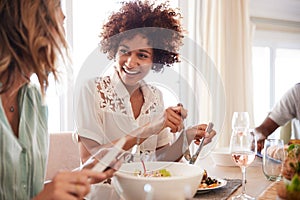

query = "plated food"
[[197, 179, 227, 193], [199, 177, 222, 189], [197, 170, 227, 193], [134, 168, 172, 177]]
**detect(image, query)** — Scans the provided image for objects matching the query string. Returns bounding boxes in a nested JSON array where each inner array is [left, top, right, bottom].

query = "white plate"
[[197, 178, 227, 194]]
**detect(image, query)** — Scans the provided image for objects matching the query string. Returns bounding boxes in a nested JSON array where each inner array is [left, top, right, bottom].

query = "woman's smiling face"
[[115, 34, 153, 89]]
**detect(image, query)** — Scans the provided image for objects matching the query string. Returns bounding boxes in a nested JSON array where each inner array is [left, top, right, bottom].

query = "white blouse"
[[75, 70, 171, 153]]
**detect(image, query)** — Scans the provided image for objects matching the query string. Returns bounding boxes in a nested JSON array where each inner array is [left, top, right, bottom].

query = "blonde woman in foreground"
[[0, 0, 115, 199]]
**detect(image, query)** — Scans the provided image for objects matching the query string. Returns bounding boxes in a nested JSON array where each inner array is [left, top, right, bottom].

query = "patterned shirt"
[[0, 83, 48, 200]]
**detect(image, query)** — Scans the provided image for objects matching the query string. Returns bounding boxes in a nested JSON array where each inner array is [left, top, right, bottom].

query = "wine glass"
[[230, 128, 257, 200], [262, 138, 285, 181], [232, 112, 250, 130]]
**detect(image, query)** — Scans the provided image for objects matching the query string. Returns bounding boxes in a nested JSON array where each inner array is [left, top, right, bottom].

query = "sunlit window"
[[275, 49, 300, 101], [252, 47, 270, 126], [252, 46, 300, 137]]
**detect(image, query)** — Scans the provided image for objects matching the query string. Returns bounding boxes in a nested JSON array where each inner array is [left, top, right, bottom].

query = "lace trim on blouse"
[[95, 76, 162, 116]]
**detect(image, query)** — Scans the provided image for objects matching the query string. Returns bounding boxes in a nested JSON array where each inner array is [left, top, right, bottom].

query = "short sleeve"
[[269, 83, 300, 126]]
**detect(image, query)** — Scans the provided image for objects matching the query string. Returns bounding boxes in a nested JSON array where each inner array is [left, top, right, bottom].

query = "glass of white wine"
[[230, 127, 257, 200]]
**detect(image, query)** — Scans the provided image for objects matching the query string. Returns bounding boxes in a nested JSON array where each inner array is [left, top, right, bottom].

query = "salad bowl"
[[112, 161, 204, 200]]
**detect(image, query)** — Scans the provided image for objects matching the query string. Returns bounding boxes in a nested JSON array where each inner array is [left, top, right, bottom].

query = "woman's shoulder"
[[23, 83, 46, 107], [26, 83, 42, 97]]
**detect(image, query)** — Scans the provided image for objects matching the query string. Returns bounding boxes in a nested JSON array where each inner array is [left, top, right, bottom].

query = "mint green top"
[[0, 83, 48, 200]]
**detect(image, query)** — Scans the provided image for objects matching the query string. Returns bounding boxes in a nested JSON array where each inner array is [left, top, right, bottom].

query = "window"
[[252, 30, 300, 137], [45, 1, 123, 132], [252, 46, 270, 126], [275, 48, 300, 101]]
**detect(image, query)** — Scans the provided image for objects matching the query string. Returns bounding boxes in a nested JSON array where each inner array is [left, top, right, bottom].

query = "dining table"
[[86, 152, 277, 200], [193, 153, 275, 199]]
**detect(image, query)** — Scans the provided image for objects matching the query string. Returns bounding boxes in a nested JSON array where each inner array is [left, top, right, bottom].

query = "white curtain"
[[179, 0, 254, 147]]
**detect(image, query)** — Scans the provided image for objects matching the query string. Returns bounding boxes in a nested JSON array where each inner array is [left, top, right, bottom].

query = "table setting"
[[191, 111, 273, 199], [84, 112, 300, 200]]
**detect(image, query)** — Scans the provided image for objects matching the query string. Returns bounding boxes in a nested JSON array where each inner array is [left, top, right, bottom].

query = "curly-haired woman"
[[0, 0, 116, 199], [76, 0, 216, 166]]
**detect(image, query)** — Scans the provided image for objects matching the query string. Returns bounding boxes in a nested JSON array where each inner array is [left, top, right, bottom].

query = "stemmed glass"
[[232, 112, 250, 130], [230, 112, 257, 200]]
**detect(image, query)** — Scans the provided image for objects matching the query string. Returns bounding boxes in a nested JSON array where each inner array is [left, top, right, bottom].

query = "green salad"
[[134, 168, 171, 177]]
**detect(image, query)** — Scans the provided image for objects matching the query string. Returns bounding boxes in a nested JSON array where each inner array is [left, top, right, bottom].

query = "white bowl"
[[211, 147, 236, 167], [113, 161, 204, 200]]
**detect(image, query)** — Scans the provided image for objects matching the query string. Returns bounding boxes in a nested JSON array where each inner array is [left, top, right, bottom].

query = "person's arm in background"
[[254, 84, 300, 152], [254, 117, 279, 152]]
